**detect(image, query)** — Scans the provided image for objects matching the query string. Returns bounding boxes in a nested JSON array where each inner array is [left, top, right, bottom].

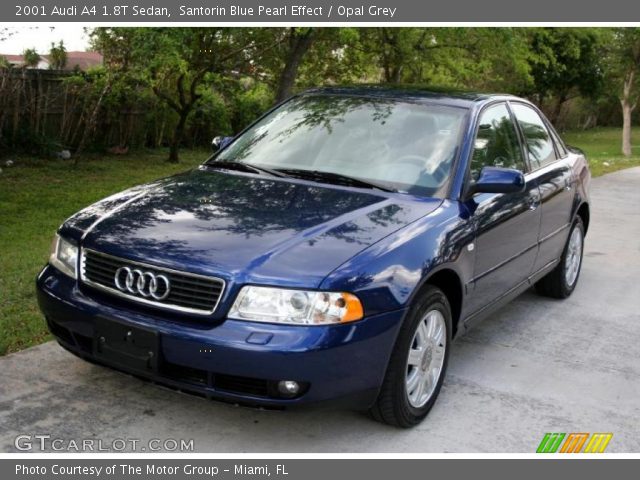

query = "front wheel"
[[370, 286, 451, 428], [535, 216, 585, 299]]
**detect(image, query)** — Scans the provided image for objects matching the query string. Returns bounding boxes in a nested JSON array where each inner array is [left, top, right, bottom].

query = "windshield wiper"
[[204, 160, 288, 178], [279, 169, 397, 193]]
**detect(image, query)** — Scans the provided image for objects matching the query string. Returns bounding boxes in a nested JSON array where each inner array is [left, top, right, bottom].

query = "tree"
[[294, 29, 369, 89], [49, 40, 67, 70], [363, 28, 427, 84], [273, 28, 316, 104], [22, 48, 40, 68], [607, 29, 640, 157], [360, 28, 533, 92], [260, 28, 367, 105], [526, 28, 606, 125], [92, 28, 277, 162]]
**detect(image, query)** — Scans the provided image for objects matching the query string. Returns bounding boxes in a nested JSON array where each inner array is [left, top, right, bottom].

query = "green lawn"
[[0, 149, 207, 355], [1, 128, 639, 355], [562, 127, 640, 177]]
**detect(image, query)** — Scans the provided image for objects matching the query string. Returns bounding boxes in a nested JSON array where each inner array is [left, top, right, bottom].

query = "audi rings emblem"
[[114, 267, 171, 301]]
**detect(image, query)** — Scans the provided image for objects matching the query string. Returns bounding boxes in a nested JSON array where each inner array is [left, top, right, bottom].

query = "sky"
[[1, 26, 91, 54]]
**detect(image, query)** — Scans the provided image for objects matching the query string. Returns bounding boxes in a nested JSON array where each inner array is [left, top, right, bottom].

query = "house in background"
[[61, 51, 103, 70], [1, 53, 50, 69], [0, 51, 103, 70]]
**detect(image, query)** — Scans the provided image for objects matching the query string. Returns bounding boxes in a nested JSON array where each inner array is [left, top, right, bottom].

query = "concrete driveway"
[[1, 168, 639, 453]]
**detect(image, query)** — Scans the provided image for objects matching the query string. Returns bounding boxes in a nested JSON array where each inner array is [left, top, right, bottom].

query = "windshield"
[[210, 95, 468, 197]]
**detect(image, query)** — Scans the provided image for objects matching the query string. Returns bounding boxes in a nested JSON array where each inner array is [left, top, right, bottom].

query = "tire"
[[370, 285, 452, 428], [535, 216, 585, 299]]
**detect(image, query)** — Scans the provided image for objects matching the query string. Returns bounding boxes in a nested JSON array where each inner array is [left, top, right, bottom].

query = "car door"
[[465, 102, 542, 315], [509, 102, 575, 273]]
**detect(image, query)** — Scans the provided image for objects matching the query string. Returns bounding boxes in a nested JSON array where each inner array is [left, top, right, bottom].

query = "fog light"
[[278, 380, 300, 397]]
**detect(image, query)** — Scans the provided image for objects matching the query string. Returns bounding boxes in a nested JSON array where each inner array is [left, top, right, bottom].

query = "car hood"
[[64, 168, 442, 287]]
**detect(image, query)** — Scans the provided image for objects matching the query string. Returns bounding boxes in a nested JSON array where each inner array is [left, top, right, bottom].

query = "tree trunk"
[[76, 82, 112, 158], [549, 93, 568, 126], [152, 72, 203, 163], [274, 28, 315, 104], [622, 101, 633, 157], [157, 116, 166, 148], [390, 66, 403, 84], [168, 109, 189, 163], [378, 28, 406, 84], [382, 59, 402, 83], [621, 69, 637, 157]]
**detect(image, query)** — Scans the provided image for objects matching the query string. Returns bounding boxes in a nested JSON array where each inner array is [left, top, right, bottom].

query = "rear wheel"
[[535, 217, 585, 299], [370, 286, 451, 428]]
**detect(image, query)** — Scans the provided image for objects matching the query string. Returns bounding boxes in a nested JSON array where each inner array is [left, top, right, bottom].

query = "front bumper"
[[36, 265, 406, 409]]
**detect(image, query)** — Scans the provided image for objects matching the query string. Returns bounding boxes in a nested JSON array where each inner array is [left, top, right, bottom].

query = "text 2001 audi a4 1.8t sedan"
[[37, 87, 590, 427]]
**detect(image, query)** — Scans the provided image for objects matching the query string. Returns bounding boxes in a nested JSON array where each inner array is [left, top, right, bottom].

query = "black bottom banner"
[[2, 459, 637, 480]]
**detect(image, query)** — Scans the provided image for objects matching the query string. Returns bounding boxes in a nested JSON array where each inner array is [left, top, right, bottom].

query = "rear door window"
[[511, 103, 557, 168]]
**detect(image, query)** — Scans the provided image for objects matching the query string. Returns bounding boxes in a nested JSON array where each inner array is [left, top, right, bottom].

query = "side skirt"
[[458, 258, 560, 335]]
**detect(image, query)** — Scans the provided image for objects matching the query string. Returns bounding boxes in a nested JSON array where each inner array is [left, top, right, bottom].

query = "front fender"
[[319, 200, 474, 317]]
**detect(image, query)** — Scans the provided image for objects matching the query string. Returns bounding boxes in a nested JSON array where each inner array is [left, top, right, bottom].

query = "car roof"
[[301, 85, 520, 109]]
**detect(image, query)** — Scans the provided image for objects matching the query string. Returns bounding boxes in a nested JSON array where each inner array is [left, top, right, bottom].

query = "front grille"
[[81, 249, 225, 315]]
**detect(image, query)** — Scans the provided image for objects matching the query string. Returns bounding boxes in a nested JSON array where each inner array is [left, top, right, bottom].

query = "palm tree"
[[49, 41, 67, 70], [22, 48, 40, 68]]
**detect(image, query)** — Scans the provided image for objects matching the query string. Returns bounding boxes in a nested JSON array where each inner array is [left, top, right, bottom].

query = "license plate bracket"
[[93, 318, 159, 373]]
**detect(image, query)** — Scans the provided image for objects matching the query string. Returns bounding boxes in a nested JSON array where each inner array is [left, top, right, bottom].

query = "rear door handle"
[[527, 197, 539, 211]]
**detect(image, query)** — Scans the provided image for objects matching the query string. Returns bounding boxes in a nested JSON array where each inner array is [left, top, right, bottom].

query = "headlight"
[[49, 234, 78, 279], [229, 286, 364, 325]]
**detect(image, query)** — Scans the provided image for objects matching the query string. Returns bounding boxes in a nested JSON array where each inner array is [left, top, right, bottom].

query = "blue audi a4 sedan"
[[37, 87, 590, 427]]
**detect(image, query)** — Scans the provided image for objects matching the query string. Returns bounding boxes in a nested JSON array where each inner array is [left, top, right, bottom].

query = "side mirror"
[[211, 136, 233, 152], [469, 166, 526, 196]]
